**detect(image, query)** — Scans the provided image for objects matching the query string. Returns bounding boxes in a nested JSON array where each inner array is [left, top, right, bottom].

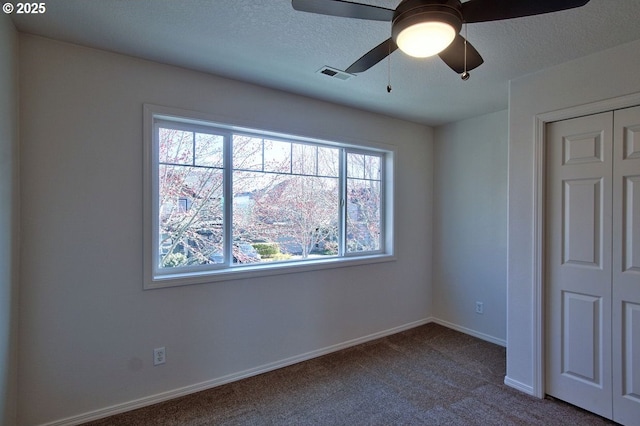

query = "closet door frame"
[[529, 92, 640, 400]]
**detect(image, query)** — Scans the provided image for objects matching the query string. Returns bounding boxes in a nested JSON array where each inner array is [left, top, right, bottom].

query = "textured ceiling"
[[11, 0, 640, 126]]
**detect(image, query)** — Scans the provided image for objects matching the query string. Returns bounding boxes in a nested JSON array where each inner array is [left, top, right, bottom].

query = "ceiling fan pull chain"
[[387, 40, 392, 93], [461, 22, 470, 81]]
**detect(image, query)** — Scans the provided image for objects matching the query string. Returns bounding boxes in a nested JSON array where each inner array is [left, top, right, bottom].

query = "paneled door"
[[545, 106, 640, 425], [545, 111, 613, 419], [612, 106, 640, 426]]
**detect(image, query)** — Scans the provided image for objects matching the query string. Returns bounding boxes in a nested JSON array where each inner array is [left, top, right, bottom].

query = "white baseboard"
[[42, 318, 432, 426], [504, 376, 535, 396], [429, 317, 506, 347]]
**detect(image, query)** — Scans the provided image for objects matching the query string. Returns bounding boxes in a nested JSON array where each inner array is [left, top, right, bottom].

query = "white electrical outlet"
[[154, 347, 166, 366], [475, 301, 484, 314]]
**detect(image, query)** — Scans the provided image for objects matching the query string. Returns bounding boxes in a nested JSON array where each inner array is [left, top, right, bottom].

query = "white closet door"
[[545, 112, 613, 419], [612, 105, 640, 425]]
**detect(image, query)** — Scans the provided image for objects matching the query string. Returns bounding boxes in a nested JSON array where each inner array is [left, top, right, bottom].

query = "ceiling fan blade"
[[291, 0, 394, 22], [462, 0, 591, 23], [345, 38, 398, 74], [438, 34, 484, 74]]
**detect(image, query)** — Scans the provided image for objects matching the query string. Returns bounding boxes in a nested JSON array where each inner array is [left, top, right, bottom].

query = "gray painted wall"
[[507, 38, 640, 395], [18, 35, 433, 425], [0, 14, 18, 426], [433, 110, 508, 343]]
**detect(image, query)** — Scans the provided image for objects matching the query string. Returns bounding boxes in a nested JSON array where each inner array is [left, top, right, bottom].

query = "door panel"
[[622, 302, 640, 400], [546, 112, 613, 419], [563, 130, 605, 165], [563, 178, 602, 266], [613, 106, 640, 425], [561, 291, 603, 386], [623, 176, 640, 272]]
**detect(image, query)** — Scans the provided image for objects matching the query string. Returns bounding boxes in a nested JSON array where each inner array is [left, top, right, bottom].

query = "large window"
[[144, 105, 394, 288]]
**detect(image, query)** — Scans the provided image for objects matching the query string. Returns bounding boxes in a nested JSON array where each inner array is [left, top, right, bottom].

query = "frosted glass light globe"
[[396, 21, 456, 58]]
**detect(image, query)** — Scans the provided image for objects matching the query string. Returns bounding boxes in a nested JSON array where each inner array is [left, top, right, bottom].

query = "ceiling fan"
[[292, 0, 591, 78]]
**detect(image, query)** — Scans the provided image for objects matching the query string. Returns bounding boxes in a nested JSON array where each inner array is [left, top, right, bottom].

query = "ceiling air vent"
[[317, 66, 354, 81]]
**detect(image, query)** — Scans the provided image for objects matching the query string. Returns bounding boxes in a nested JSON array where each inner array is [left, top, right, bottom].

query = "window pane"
[[194, 133, 223, 167], [232, 170, 281, 248], [364, 155, 381, 180], [233, 135, 263, 171], [318, 146, 339, 177], [347, 152, 382, 253], [233, 169, 339, 263], [263, 139, 292, 173], [292, 143, 317, 176], [159, 128, 193, 165], [158, 164, 224, 268], [347, 153, 365, 179]]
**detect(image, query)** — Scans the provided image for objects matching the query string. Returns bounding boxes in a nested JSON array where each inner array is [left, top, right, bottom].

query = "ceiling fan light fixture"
[[391, 2, 463, 59], [396, 20, 456, 58]]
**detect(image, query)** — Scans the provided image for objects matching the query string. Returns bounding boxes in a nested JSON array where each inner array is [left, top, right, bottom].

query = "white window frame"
[[143, 104, 395, 289]]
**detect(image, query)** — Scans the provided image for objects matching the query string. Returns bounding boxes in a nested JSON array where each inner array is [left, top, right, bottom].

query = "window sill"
[[145, 254, 396, 290]]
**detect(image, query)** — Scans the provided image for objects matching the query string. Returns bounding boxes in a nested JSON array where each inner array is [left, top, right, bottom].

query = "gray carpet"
[[85, 323, 615, 425]]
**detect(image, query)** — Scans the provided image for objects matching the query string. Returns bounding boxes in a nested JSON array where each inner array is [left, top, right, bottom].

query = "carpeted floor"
[[85, 323, 615, 425]]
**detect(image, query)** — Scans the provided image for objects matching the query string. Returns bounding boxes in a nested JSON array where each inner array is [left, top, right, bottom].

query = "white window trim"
[[143, 104, 396, 289]]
